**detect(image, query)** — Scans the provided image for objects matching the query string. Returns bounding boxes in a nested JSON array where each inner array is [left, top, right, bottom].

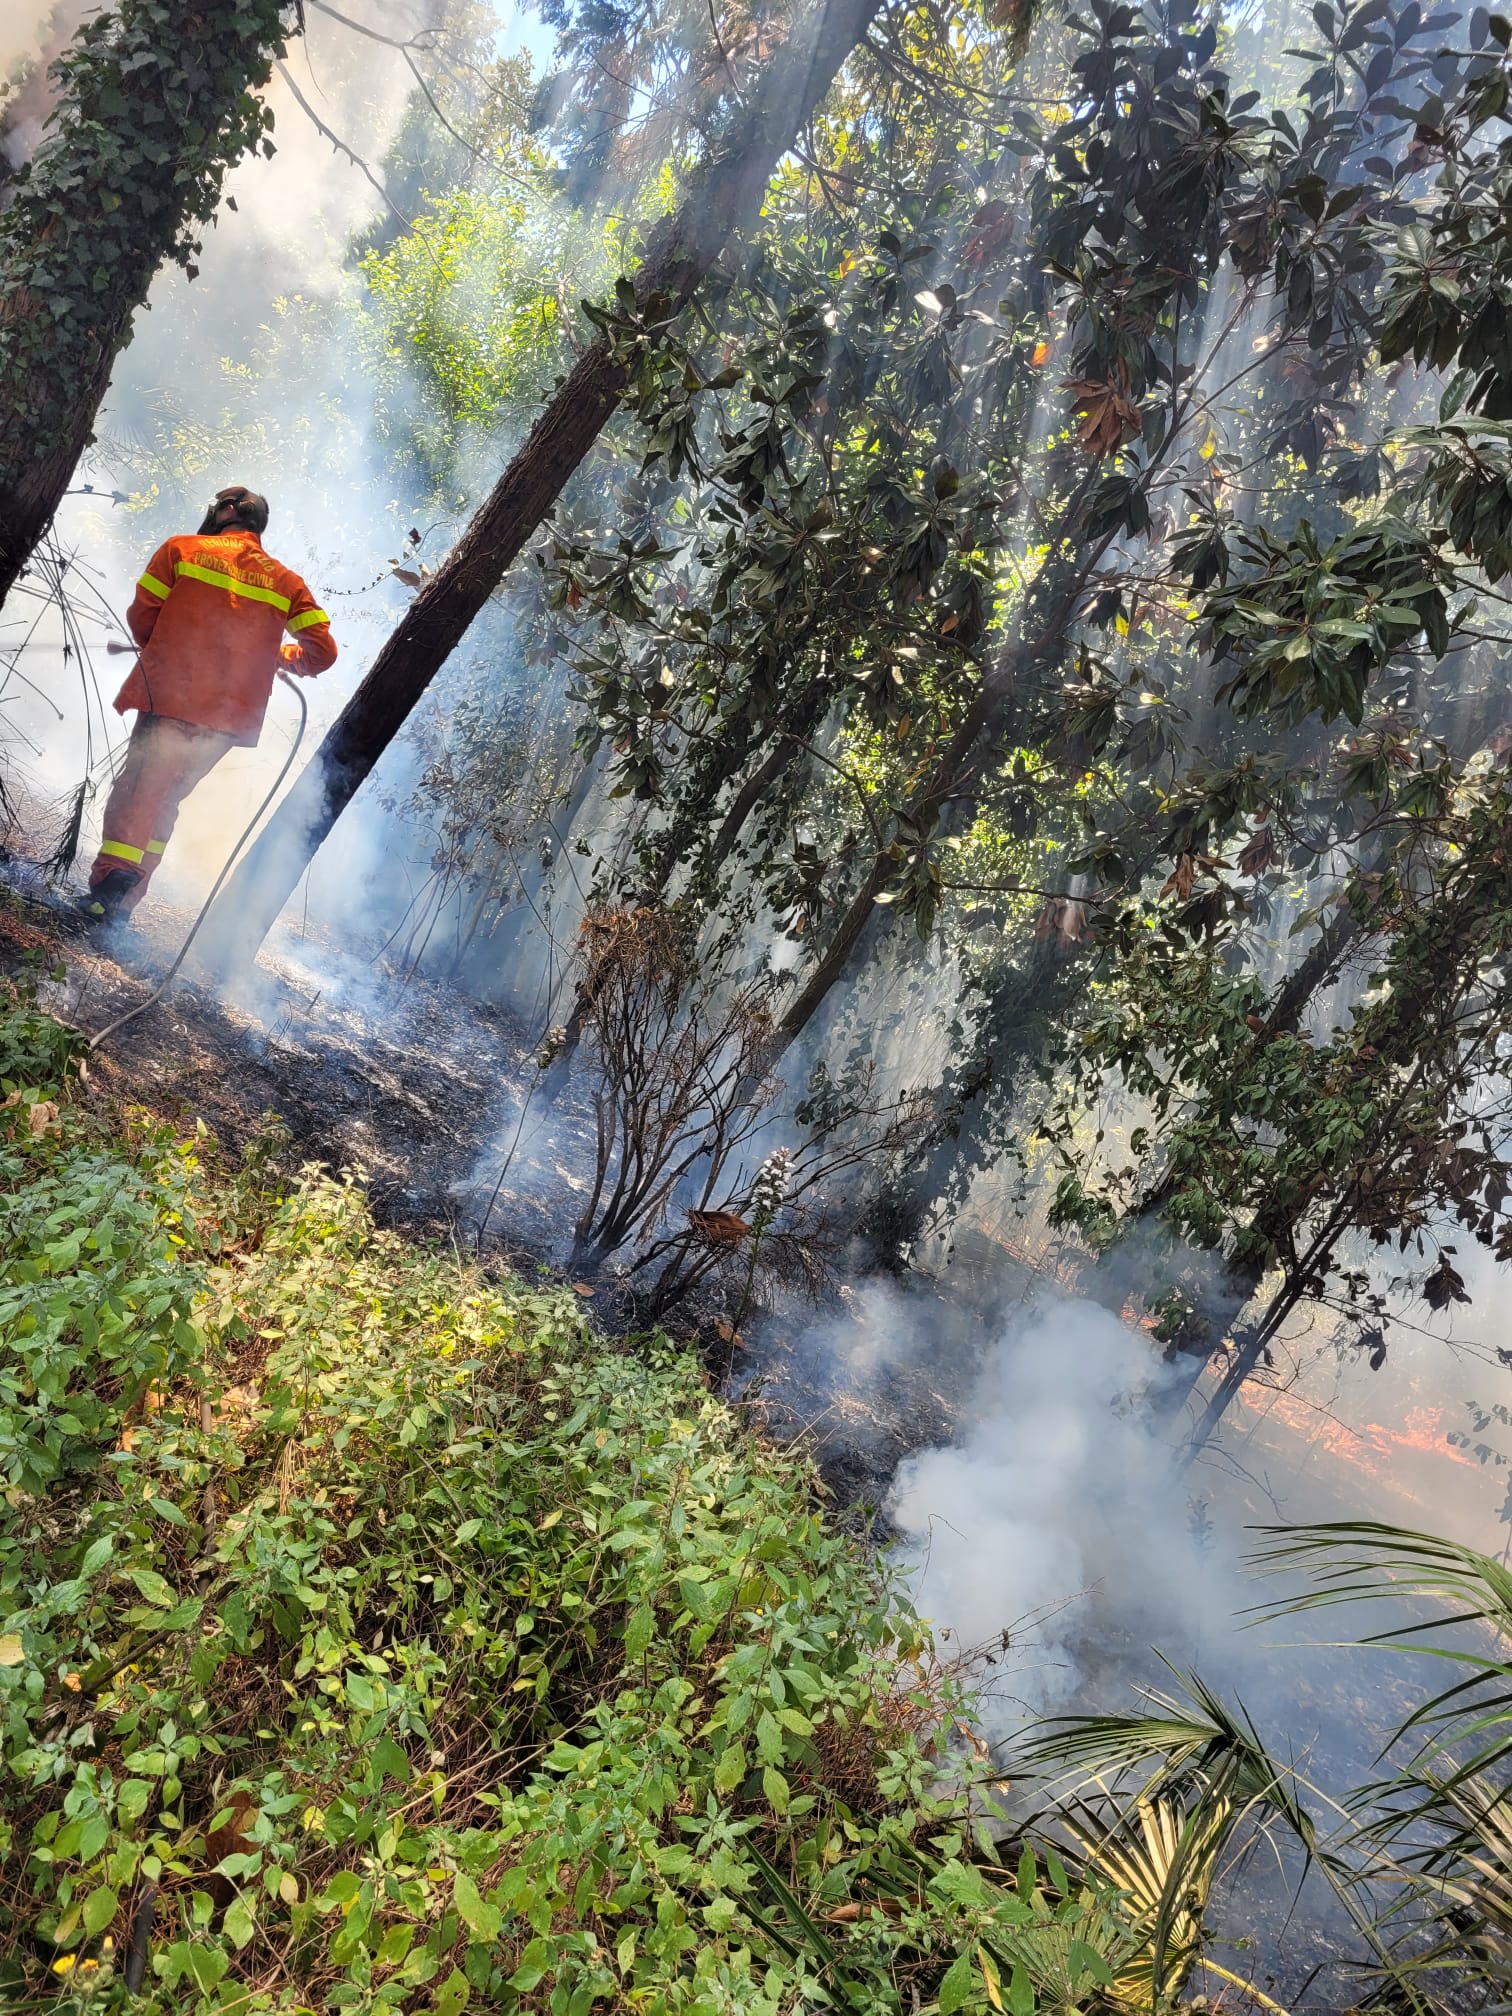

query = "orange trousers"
[[88, 713, 234, 914]]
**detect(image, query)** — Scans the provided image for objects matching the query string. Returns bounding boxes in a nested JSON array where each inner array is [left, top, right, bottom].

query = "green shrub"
[[0, 982, 207, 1498], [0, 993, 1126, 2014]]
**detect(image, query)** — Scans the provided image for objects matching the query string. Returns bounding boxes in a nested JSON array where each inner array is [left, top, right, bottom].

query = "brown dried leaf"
[[1423, 1257, 1470, 1310], [1033, 897, 1091, 950], [825, 1895, 903, 1923], [214, 1383, 260, 1430], [1160, 853, 1198, 903], [956, 1717, 993, 1765], [1237, 824, 1279, 878], [1241, 822, 1282, 878], [1065, 374, 1143, 457], [962, 199, 1012, 267], [688, 1209, 751, 1248]]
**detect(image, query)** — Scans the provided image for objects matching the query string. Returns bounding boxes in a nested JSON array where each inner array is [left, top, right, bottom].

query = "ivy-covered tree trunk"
[[197, 0, 888, 977], [0, 0, 293, 607]]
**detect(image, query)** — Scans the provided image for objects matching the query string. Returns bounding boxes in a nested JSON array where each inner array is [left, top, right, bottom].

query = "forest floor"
[[0, 872, 588, 1256], [0, 871, 967, 1511]]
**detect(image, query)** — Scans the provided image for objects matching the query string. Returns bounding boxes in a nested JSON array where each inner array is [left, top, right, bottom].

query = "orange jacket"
[[116, 529, 337, 746]]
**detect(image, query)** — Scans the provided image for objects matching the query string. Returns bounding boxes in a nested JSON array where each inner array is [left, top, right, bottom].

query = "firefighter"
[[82, 485, 337, 924]]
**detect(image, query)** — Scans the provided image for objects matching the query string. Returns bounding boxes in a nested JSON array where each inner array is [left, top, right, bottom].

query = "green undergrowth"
[[0, 983, 1129, 2015]]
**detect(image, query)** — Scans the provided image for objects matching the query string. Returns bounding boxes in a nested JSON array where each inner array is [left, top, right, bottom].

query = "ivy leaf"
[[372, 1735, 410, 1783], [128, 1567, 175, 1608], [223, 1893, 256, 1949], [117, 1780, 152, 1827], [434, 1967, 470, 2016], [79, 1537, 112, 1578], [81, 1888, 118, 1938]]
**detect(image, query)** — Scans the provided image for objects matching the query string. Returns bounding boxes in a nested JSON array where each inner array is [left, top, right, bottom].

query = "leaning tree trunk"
[[0, 0, 293, 606], [197, 0, 889, 978]]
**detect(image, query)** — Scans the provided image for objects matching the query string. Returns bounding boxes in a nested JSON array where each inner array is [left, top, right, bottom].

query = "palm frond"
[[1251, 1519, 1512, 2002], [1018, 1662, 1321, 1854], [1251, 1520, 1512, 1641], [1061, 1791, 1229, 2007]]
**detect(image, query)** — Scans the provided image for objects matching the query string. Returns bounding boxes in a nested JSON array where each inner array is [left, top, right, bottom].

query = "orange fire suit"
[[89, 530, 336, 912]]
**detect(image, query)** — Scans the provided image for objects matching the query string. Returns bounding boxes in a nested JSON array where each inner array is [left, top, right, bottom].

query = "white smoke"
[[777, 1282, 1244, 1717], [896, 1300, 1241, 1712], [0, 2, 100, 171]]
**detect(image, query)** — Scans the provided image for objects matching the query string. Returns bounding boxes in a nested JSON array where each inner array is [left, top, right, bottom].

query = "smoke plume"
[[856, 1290, 1238, 1711], [0, 3, 98, 174]]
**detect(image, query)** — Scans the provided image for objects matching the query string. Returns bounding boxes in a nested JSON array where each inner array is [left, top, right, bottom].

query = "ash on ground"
[[0, 870, 591, 1256]]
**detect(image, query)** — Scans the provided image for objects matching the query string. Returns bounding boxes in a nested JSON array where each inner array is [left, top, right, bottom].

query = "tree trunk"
[[0, 0, 291, 605], [777, 850, 894, 1042], [772, 636, 1038, 1049], [1101, 896, 1369, 1310], [196, 0, 888, 977]]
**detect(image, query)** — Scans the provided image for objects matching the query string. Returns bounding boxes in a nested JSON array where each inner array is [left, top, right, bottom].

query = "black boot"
[[78, 867, 140, 925]]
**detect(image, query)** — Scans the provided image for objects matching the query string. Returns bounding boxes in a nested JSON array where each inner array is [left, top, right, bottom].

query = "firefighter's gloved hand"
[[278, 643, 322, 677]]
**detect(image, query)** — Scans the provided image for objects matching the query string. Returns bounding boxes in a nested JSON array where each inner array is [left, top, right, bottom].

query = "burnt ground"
[[0, 865, 1195, 1509], [0, 867, 599, 1268]]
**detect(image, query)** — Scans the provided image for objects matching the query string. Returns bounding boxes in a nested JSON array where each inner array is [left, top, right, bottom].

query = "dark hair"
[[197, 486, 270, 536]]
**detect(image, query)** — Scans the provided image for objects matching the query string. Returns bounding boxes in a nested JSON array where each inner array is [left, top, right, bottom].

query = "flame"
[[1236, 1384, 1477, 1485]]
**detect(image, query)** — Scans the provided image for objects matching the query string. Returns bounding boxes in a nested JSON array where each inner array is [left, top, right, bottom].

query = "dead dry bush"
[[569, 906, 782, 1268], [568, 907, 938, 1321], [631, 1058, 938, 1322]]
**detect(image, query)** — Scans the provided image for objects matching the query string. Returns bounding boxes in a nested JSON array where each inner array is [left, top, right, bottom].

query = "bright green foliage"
[[361, 187, 588, 455], [0, 986, 203, 1497], [0, 992, 1127, 2012]]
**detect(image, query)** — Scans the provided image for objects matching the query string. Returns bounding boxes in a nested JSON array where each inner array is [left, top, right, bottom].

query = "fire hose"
[[86, 652, 310, 1051]]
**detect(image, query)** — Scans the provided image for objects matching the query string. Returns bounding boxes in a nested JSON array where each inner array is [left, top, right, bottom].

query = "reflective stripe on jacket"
[[115, 529, 337, 745]]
